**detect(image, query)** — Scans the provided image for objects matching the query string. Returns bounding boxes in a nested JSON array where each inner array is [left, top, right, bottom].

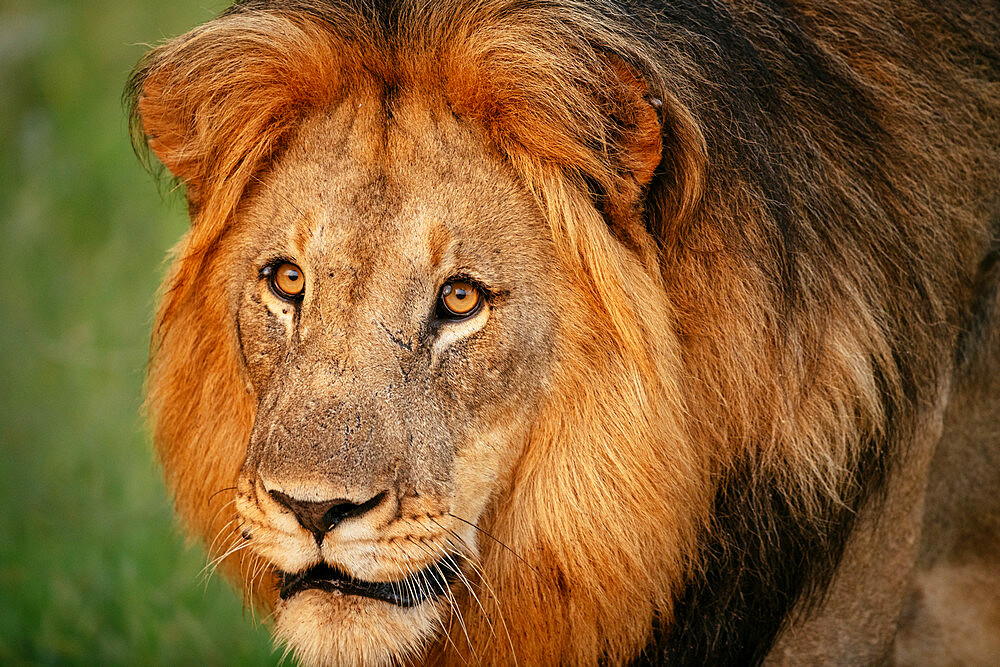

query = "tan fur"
[[129, 1, 1000, 664]]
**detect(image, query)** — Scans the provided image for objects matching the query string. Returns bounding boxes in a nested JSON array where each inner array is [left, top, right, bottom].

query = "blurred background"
[[0, 1, 276, 662]]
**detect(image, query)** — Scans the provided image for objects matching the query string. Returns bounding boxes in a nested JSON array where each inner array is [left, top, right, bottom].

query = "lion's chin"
[[274, 589, 441, 667]]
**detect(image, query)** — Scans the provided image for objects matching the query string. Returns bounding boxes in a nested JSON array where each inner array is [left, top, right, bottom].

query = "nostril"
[[321, 491, 387, 530], [269, 490, 388, 539]]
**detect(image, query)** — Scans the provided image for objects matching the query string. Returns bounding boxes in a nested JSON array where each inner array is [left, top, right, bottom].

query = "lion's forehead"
[[236, 99, 551, 326]]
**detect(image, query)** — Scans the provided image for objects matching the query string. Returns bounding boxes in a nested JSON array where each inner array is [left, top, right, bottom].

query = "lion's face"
[[228, 99, 558, 663], [134, 5, 712, 664]]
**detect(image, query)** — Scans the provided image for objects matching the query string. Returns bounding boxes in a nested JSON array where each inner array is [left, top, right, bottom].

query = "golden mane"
[[129, 0, 998, 663]]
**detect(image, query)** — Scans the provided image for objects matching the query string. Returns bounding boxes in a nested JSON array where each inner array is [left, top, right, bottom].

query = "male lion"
[[129, 0, 1000, 664]]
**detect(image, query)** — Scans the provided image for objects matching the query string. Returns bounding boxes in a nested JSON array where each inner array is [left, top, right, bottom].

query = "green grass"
[[0, 1, 275, 662]]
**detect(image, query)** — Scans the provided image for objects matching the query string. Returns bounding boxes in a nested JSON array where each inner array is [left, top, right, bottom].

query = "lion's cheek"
[[274, 590, 441, 667], [237, 302, 294, 393], [451, 422, 527, 528]]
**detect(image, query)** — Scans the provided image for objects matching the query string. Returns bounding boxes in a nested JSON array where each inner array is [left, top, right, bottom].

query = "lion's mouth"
[[278, 560, 460, 607]]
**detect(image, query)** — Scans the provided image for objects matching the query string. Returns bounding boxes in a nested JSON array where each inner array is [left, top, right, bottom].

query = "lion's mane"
[[129, 0, 999, 663]]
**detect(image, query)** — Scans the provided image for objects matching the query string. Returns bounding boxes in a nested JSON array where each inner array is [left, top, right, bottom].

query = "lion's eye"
[[438, 280, 482, 319], [267, 262, 305, 299]]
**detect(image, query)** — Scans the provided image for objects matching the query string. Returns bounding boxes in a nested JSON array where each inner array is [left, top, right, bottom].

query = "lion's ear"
[[127, 15, 341, 222], [606, 58, 664, 189], [134, 68, 207, 211], [597, 58, 707, 256]]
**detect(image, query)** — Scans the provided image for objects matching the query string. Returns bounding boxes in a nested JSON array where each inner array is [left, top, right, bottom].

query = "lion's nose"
[[269, 489, 388, 542]]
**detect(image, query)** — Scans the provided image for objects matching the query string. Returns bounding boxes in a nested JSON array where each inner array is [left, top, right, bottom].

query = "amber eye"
[[268, 262, 305, 299], [439, 280, 482, 318]]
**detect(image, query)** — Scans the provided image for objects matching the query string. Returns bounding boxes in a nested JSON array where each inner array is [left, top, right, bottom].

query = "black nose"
[[269, 490, 387, 542]]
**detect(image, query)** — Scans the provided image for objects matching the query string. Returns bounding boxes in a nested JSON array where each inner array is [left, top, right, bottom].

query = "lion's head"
[[130, 0, 996, 665], [130, 3, 710, 664]]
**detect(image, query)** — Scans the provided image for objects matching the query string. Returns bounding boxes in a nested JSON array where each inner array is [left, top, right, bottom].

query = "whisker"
[[403, 541, 466, 652], [207, 486, 238, 504], [419, 567, 465, 663], [424, 556, 476, 661], [207, 498, 238, 528], [396, 556, 473, 663], [419, 536, 495, 641], [457, 547, 518, 665], [206, 511, 238, 556], [239, 539, 251, 585], [448, 513, 536, 573], [440, 532, 518, 666], [203, 538, 253, 580], [244, 553, 256, 623], [247, 554, 271, 624], [201, 521, 240, 583], [394, 560, 419, 610]]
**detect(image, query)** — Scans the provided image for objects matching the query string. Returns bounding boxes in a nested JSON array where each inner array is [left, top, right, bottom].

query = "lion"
[[127, 0, 1000, 664]]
